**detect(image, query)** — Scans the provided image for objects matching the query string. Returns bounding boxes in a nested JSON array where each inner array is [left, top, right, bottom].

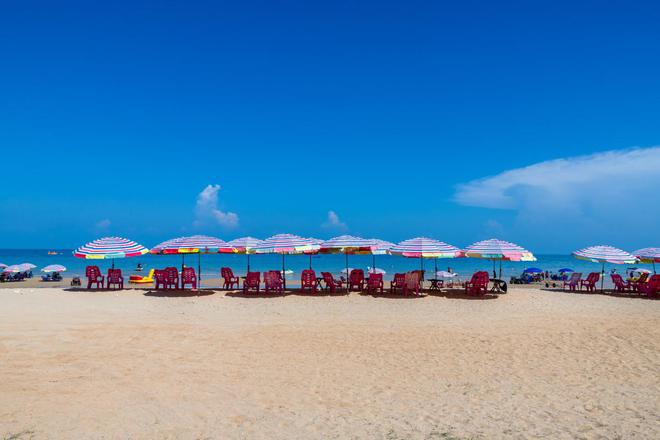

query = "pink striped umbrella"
[[254, 234, 321, 289], [228, 237, 265, 272], [573, 245, 637, 291], [390, 237, 462, 281], [74, 237, 149, 268], [633, 248, 659, 273], [463, 238, 536, 279]]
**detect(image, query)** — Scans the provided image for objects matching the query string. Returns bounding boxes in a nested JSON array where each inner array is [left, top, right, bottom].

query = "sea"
[[1, 250, 654, 287]]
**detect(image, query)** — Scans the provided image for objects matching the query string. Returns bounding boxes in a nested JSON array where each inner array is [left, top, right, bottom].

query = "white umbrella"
[[367, 267, 386, 275], [436, 270, 457, 278]]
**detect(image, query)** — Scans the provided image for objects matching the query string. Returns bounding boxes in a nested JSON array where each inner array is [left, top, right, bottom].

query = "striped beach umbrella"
[[633, 248, 660, 273], [42, 264, 67, 272], [3, 264, 22, 273], [18, 263, 36, 270], [573, 245, 637, 291], [254, 234, 321, 289], [74, 237, 149, 268], [390, 237, 462, 283], [228, 237, 265, 272], [151, 235, 236, 286], [0, 263, 7, 269], [320, 235, 380, 284], [463, 238, 536, 279]]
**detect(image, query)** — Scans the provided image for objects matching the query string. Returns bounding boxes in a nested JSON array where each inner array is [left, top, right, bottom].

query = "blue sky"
[[1, 0, 659, 252]]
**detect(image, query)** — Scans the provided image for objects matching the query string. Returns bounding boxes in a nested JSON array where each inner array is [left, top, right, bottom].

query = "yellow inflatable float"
[[129, 269, 154, 284]]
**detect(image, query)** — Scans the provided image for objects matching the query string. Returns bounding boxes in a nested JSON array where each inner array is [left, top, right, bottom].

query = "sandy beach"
[[1, 286, 658, 439]]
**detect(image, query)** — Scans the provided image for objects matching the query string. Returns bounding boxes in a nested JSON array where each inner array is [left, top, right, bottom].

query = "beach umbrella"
[[367, 267, 386, 274], [151, 235, 235, 287], [573, 245, 637, 291], [633, 248, 660, 273], [42, 264, 67, 272], [254, 234, 321, 289], [3, 264, 21, 273], [19, 263, 36, 270], [0, 263, 7, 269], [227, 237, 264, 272], [558, 268, 574, 273], [436, 270, 458, 278], [369, 239, 394, 274], [74, 236, 149, 268], [463, 238, 536, 279], [306, 237, 324, 269], [523, 267, 542, 274], [320, 235, 381, 288], [390, 237, 463, 283]]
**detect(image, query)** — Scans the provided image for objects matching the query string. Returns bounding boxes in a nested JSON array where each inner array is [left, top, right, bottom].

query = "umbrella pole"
[[309, 254, 312, 270], [499, 260, 502, 279], [601, 262, 605, 293], [247, 254, 250, 273], [345, 252, 349, 292], [198, 253, 201, 289], [282, 254, 286, 290], [492, 259, 496, 279], [434, 258, 438, 278], [112, 258, 115, 270], [372, 254, 376, 273]]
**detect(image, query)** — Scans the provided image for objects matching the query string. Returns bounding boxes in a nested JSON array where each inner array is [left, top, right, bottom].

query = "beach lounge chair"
[[181, 267, 197, 289], [85, 265, 104, 289], [562, 272, 582, 291], [630, 272, 649, 293], [348, 269, 365, 292], [165, 267, 179, 289], [243, 271, 260, 294], [366, 273, 384, 294], [221, 267, 240, 290], [403, 271, 422, 295], [610, 274, 631, 293], [580, 272, 600, 292], [321, 272, 343, 293], [637, 274, 660, 297], [465, 271, 489, 296], [264, 270, 283, 294], [154, 270, 168, 289], [300, 269, 317, 294], [390, 273, 406, 294], [106, 268, 124, 290]]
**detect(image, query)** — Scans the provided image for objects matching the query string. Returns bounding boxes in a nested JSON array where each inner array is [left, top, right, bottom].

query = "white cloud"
[[95, 219, 111, 231], [453, 147, 660, 249], [322, 210, 347, 231], [194, 184, 239, 228]]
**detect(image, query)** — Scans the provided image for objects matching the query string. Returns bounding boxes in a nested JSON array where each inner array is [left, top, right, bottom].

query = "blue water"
[[1, 250, 654, 287]]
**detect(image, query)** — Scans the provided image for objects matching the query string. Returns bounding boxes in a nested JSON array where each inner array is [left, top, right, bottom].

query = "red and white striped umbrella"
[[633, 248, 660, 263], [228, 237, 265, 272], [573, 245, 637, 264], [320, 235, 376, 254], [390, 237, 462, 258], [74, 237, 149, 260], [151, 235, 235, 254], [42, 264, 67, 272]]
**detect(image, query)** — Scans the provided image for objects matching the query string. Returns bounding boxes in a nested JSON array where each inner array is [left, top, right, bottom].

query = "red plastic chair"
[[106, 268, 124, 290], [390, 273, 406, 294], [610, 274, 631, 293], [403, 271, 422, 295], [243, 271, 260, 294], [562, 272, 582, 291], [85, 265, 104, 289], [300, 269, 317, 294], [465, 271, 489, 295], [165, 267, 179, 289], [580, 272, 600, 292], [321, 272, 343, 293], [348, 269, 365, 292], [366, 273, 384, 294], [181, 267, 197, 289], [154, 269, 168, 290], [221, 267, 240, 290], [264, 270, 283, 294], [630, 272, 649, 292], [637, 274, 660, 297]]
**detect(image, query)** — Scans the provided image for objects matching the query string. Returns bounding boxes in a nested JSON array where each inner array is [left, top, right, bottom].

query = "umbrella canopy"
[[151, 235, 234, 254], [573, 246, 637, 264], [18, 263, 36, 270], [319, 235, 376, 253], [227, 237, 265, 253], [0, 263, 7, 269], [463, 239, 536, 261], [633, 247, 660, 273], [436, 270, 458, 278], [369, 239, 394, 255], [390, 237, 462, 258], [42, 264, 67, 272], [74, 237, 149, 260], [254, 234, 321, 289], [3, 264, 22, 273], [254, 234, 321, 254], [523, 267, 542, 273], [367, 267, 386, 274], [558, 268, 574, 273]]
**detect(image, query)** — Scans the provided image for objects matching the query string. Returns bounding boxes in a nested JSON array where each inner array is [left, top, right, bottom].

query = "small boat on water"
[[47, 251, 58, 255]]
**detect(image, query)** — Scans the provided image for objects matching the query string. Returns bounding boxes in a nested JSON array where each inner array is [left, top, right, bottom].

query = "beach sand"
[[1, 286, 658, 439]]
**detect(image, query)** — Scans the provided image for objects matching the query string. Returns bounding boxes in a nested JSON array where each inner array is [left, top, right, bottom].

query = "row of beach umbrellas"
[[71, 235, 659, 289]]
